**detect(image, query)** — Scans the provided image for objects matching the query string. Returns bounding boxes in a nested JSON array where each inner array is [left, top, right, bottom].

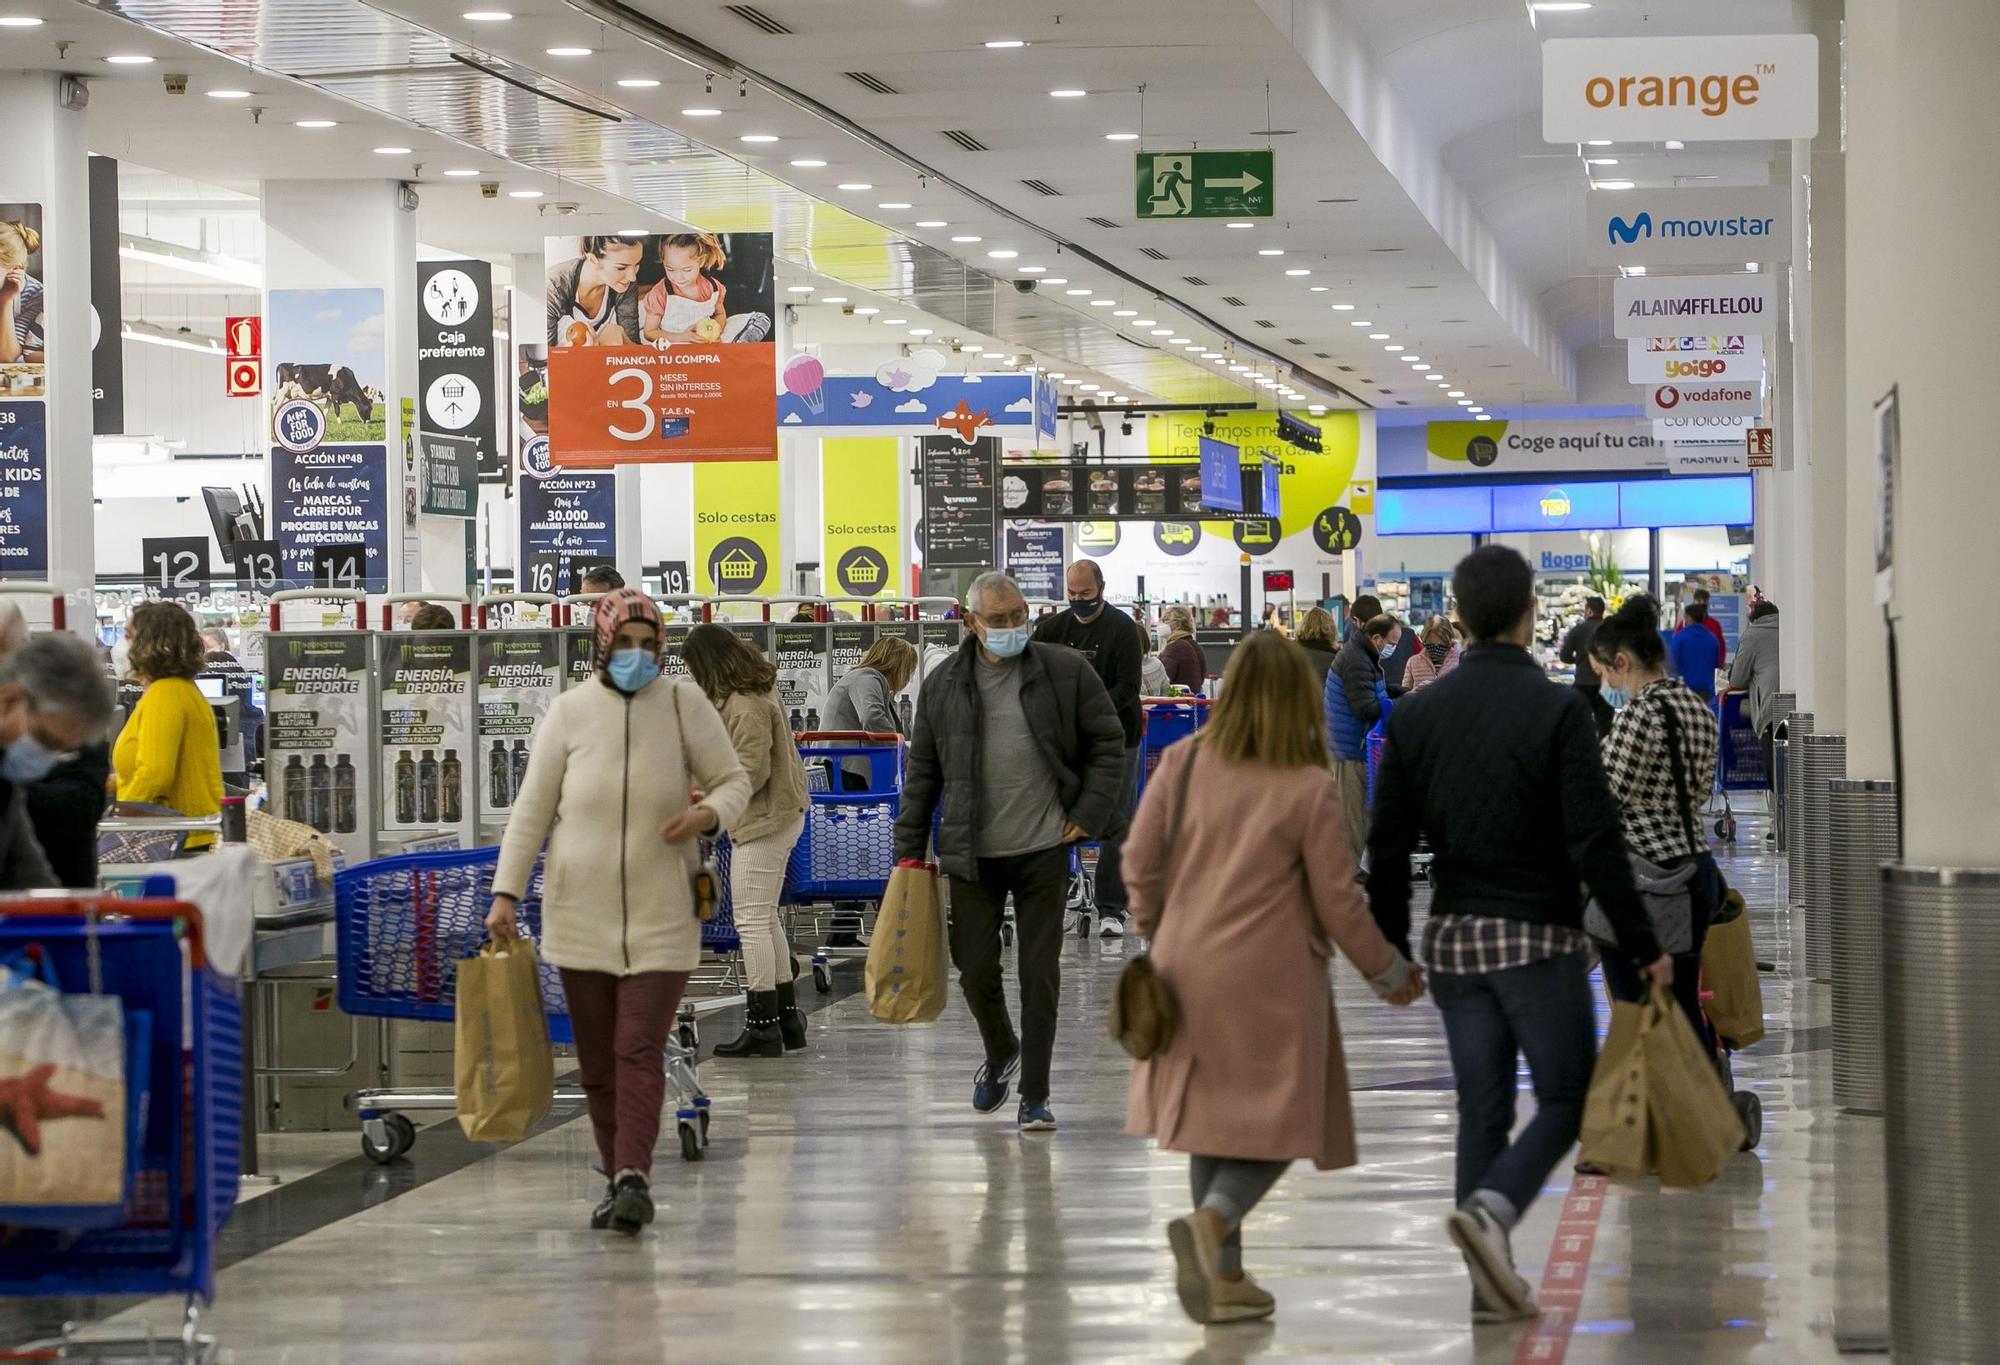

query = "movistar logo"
[[1606, 211, 1777, 245], [1609, 214, 1651, 245]]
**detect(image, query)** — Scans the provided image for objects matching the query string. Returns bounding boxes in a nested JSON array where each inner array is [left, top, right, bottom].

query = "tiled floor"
[[14, 815, 1888, 1362]]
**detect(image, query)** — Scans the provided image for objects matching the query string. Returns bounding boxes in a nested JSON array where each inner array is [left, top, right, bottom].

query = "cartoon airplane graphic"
[[934, 400, 993, 443]]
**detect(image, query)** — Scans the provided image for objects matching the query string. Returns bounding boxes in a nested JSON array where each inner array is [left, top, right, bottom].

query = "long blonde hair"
[[0, 221, 39, 271], [857, 636, 918, 692], [1196, 631, 1329, 769]]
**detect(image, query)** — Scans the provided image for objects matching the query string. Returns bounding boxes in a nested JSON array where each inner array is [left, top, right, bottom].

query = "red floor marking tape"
[[1512, 1175, 1610, 1365]]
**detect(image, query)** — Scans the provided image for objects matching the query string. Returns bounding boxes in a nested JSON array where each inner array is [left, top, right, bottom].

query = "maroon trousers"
[[558, 968, 691, 1179]]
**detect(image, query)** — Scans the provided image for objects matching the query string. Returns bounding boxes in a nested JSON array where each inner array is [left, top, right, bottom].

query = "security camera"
[[1012, 278, 1037, 294], [163, 72, 188, 95], [783, 303, 799, 326], [396, 183, 420, 214], [480, 181, 499, 199]]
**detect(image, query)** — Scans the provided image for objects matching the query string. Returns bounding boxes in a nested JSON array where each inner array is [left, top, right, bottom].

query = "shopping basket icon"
[[717, 548, 759, 583], [844, 556, 883, 586]]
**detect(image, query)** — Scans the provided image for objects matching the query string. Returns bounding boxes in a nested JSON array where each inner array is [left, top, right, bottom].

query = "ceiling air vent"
[[1084, 215, 1120, 229], [1020, 179, 1062, 197], [1181, 275, 1208, 287], [1219, 296, 1246, 307], [1253, 319, 1276, 329], [941, 129, 988, 152], [1138, 246, 1168, 261], [844, 71, 897, 94], [1285, 337, 1307, 345], [725, 5, 793, 35], [1314, 352, 1331, 359]]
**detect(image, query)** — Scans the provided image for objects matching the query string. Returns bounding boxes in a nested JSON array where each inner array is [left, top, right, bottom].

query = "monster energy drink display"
[[563, 629, 595, 689], [377, 632, 476, 841], [773, 624, 830, 734], [265, 632, 374, 864], [661, 622, 691, 681], [477, 632, 562, 817]]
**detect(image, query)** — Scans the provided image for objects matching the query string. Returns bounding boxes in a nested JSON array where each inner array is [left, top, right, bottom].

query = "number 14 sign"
[[545, 345, 776, 468]]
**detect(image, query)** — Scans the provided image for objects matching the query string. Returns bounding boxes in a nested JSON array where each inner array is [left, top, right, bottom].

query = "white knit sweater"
[[494, 676, 752, 975]]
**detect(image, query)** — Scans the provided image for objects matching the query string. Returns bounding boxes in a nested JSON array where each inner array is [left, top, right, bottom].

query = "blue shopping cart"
[[1072, 698, 1211, 936], [335, 846, 727, 1166], [785, 733, 903, 992], [1708, 693, 1768, 842], [0, 898, 242, 1364]]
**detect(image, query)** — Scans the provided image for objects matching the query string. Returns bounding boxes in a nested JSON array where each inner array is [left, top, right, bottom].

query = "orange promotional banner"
[[545, 346, 776, 466], [542, 230, 777, 466]]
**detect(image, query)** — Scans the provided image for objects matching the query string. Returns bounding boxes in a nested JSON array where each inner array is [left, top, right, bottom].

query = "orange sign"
[[546, 345, 776, 466]]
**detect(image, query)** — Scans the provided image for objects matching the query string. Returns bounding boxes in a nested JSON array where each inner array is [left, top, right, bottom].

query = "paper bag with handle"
[[455, 938, 555, 1142], [866, 860, 951, 1024]]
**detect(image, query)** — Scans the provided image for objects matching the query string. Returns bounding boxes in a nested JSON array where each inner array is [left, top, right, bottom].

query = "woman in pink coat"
[[1401, 615, 1461, 692], [1123, 629, 1423, 1326]]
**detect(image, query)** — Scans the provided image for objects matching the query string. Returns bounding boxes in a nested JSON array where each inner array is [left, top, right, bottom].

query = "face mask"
[[1, 732, 62, 783], [1069, 597, 1103, 619], [1603, 683, 1631, 710], [981, 625, 1031, 659], [606, 648, 661, 693]]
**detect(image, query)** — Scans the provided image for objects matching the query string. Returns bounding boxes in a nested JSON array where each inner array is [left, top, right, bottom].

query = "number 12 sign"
[[545, 345, 776, 467]]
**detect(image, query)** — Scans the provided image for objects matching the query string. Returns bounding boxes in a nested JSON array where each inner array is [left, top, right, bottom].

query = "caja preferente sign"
[[1542, 34, 1820, 143]]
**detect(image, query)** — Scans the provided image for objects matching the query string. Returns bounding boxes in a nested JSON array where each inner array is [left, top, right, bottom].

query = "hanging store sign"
[[1133, 149, 1275, 220], [1626, 334, 1763, 383], [1654, 414, 1756, 442], [997, 460, 1281, 522], [1581, 187, 1790, 268], [418, 432, 478, 517], [1644, 380, 1764, 420], [417, 259, 502, 484], [1420, 419, 1667, 476], [1003, 522, 1065, 601], [1542, 34, 1821, 143], [694, 459, 779, 595], [88, 160, 125, 434], [1612, 273, 1776, 339], [517, 472, 614, 597], [821, 437, 902, 598], [776, 360, 1034, 431], [921, 435, 999, 569]]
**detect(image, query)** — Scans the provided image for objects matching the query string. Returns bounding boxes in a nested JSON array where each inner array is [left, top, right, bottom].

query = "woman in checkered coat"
[[1588, 595, 1722, 1046]]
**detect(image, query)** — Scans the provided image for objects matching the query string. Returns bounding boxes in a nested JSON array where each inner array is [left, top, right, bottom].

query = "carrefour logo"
[[1607, 211, 1777, 245]]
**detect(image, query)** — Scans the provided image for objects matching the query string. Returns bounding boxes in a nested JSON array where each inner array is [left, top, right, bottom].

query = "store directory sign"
[[921, 435, 999, 568], [377, 632, 477, 844], [266, 632, 374, 864]]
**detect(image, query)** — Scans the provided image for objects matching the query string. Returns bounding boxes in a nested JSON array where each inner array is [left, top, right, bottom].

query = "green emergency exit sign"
[[1134, 150, 1275, 220]]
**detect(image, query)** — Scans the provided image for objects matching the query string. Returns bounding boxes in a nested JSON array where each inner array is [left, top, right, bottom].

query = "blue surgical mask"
[[1603, 684, 1631, 711], [982, 625, 1031, 659], [2, 733, 63, 783], [606, 648, 661, 693]]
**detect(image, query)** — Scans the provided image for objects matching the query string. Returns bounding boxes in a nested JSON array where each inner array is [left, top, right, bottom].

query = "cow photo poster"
[[542, 231, 778, 467]]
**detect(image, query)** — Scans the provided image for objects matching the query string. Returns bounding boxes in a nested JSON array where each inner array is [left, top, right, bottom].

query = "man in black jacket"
[[0, 630, 115, 889], [897, 571, 1126, 1133], [1559, 595, 1612, 738], [1368, 546, 1669, 1324], [1031, 559, 1143, 937]]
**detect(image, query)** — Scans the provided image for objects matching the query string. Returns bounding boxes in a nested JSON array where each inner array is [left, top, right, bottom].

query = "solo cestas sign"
[[1613, 273, 1776, 339], [1582, 187, 1789, 268], [1542, 34, 1820, 143], [1627, 334, 1764, 384]]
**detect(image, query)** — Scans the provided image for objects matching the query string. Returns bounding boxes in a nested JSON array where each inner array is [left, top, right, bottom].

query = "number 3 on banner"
[[609, 366, 653, 443]]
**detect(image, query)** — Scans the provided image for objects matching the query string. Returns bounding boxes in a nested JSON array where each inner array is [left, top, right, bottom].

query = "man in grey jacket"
[[895, 571, 1126, 1133]]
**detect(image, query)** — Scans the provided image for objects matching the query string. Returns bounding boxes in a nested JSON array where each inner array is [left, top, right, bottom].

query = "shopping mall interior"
[[0, 0, 1993, 1360]]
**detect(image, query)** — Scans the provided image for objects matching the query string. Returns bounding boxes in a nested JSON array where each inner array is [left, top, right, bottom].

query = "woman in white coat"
[[487, 589, 751, 1234]]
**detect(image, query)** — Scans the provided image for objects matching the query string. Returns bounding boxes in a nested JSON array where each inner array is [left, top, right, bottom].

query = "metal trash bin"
[[1883, 866, 2000, 1364], [1830, 778, 1897, 1115], [1798, 733, 1846, 981], [1780, 710, 1814, 874]]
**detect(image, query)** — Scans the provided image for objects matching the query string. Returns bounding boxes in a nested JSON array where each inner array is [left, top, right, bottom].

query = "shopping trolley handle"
[[0, 894, 207, 968], [795, 731, 905, 743], [1141, 695, 1210, 706]]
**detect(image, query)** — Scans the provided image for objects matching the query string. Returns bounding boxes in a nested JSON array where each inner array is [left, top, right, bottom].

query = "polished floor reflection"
[[52, 820, 1869, 1363]]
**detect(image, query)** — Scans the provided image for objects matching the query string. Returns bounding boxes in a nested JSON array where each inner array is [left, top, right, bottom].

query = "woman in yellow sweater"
[[114, 601, 223, 848]]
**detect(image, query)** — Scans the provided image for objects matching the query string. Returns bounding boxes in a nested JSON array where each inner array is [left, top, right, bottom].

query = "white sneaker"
[[1099, 916, 1127, 939], [1447, 1204, 1536, 1320]]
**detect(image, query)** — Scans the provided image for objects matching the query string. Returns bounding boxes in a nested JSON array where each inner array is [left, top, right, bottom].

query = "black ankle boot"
[[776, 979, 808, 1052], [713, 990, 784, 1058]]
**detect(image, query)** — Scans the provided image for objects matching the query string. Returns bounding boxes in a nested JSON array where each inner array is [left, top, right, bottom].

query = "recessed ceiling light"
[[820, 296, 848, 304], [1331, 303, 1355, 311], [295, 119, 337, 129], [989, 249, 1019, 259], [443, 168, 480, 177], [1105, 132, 1139, 142], [1112, 309, 1137, 317], [462, 10, 512, 20], [1426, 373, 1442, 380], [104, 54, 155, 64], [1018, 266, 1047, 275], [1586, 140, 1614, 147], [790, 158, 827, 168], [963, 345, 985, 353], [950, 235, 981, 243], [1369, 333, 1389, 340], [546, 46, 591, 56], [688, 108, 728, 118], [915, 219, 947, 228], [1089, 298, 1115, 307], [1585, 158, 1619, 166], [839, 182, 873, 191], [1309, 286, 1329, 293], [882, 318, 908, 325], [878, 201, 912, 209], [1078, 383, 1100, 392], [909, 328, 934, 337], [1047, 372, 1066, 380], [207, 89, 252, 100], [1065, 287, 1092, 296], [1257, 248, 1284, 256], [1404, 356, 1425, 364], [508, 189, 543, 199], [0, 16, 44, 26], [374, 146, 413, 155], [1593, 180, 1636, 190], [1042, 277, 1068, 285], [1150, 328, 1173, 336], [1229, 364, 1249, 373], [618, 79, 660, 88], [786, 285, 815, 293], [740, 133, 779, 143], [1168, 336, 1190, 344], [1437, 380, 1451, 387], [1133, 318, 1156, 327], [1448, 390, 1465, 398], [617, 228, 648, 237], [1226, 222, 1254, 229], [1664, 140, 1686, 151], [1049, 89, 1087, 98], [1285, 268, 1310, 276], [1385, 344, 1405, 352], [854, 307, 880, 315], [1351, 320, 1373, 327], [1457, 398, 1475, 405], [985, 39, 1027, 49]]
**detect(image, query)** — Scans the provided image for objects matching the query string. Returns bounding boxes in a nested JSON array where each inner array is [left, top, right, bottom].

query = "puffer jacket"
[[894, 637, 1127, 879], [1727, 612, 1781, 733], [1323, 635, 1386, 761]]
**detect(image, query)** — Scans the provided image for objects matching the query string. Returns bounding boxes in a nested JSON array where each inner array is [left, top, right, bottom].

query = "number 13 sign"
[[546, 345, 776, 468]]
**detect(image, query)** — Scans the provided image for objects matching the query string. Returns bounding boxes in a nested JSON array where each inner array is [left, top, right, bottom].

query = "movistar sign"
[[1583, 186, 1790, 268]]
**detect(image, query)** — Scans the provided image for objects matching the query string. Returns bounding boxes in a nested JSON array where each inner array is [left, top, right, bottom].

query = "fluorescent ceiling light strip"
[[122, 327, 224, 354], [119, 241, 263, 288]]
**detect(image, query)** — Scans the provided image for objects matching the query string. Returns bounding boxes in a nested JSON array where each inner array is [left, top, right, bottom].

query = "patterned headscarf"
[[589, 588, 665, 671]]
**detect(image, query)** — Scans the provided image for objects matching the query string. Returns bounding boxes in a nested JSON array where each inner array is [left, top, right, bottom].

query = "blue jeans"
[[1431, 951, 1596, 1217]]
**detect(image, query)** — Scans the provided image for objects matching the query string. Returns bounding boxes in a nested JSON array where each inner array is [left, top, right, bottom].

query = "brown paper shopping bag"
[[1700, 904, 1765, 1049], [866, 861, 950, 1024], [455, 939, 555, 1142], [1642, 984, 1745, 1188], [1578, 993, 1653, 1178]]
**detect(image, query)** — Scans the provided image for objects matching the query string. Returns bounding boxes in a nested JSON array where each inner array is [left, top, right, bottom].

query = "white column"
[[0, 75, 93, 628]]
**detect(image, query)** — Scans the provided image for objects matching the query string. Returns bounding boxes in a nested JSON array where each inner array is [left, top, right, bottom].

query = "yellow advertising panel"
[[821, 437, 903, 597], [695, 459, 780, 596], [1146, 410, 1363, 540]]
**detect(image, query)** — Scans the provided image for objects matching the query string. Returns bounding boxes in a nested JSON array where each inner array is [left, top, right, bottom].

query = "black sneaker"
[[973, 1045, 1022, 1114], [608, 1174, 654, 1235], [589, 1183, 616, 1230]]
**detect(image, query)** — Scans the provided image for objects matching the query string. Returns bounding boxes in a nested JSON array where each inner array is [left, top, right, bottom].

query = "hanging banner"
[[694, 459, 779, 595], [1612, 273, 1776, 339], [920, 435, 999, 569], [417, 258, 501, 484], [419, 432, 478, 517], [517, 472, 615, 597], [265, 632, 374, 865], [1645, 380, 1764, 420], [1421, 419, 1666, 476], [544, 231, 776, 466], [378, 632, 476, 842], [0, 401, 48, 579], [821, 437, 902, 597], [1581, 187, 1789, 269], [269, 288, 390, 591], [1542, 34, 1821, 143], [88, 161, 124, 435], [776, 360, 1034, 431], [476, 633, 562, 818], [1627, 334, 1763, 384], [1004, 522, 1065, 601]]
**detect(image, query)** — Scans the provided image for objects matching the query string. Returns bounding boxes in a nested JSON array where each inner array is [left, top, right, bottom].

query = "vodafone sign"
[[1627, 334, 1763, 383], [1645, 381, 1763, 420], [1542, 34, 1821, 143]]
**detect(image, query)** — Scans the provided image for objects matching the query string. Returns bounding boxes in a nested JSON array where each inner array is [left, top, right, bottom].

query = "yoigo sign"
[[1645, 381, 1764, 420], [1582, 187, 1789, 267], [1542, 34, 1821, 143], [1613, 273, 1776, 339], [1628, 334, 1763, 384]]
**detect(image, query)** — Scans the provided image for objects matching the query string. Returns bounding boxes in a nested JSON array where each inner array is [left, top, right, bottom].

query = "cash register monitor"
[[195, 676, 227, 701]]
